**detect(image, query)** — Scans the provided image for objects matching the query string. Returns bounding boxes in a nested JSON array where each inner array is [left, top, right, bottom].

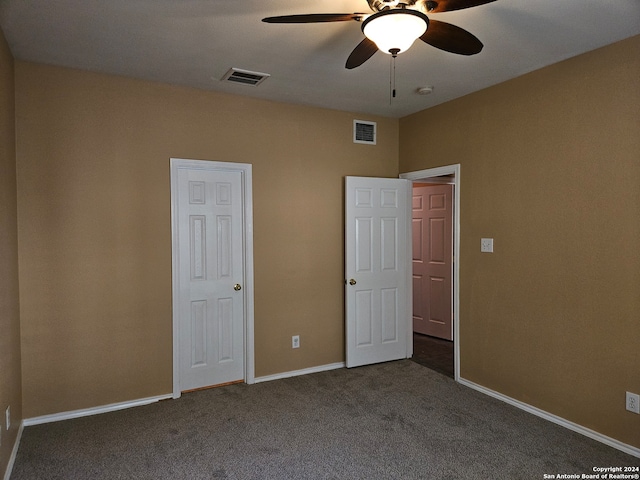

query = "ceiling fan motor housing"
[[367, 0, 422, 12]]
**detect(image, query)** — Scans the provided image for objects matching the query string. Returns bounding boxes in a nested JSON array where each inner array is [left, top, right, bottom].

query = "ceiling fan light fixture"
[[362, 9, 429, 55]]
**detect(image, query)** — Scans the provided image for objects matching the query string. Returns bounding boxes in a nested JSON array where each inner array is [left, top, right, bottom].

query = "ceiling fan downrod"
[[390, 48, 399, 100]]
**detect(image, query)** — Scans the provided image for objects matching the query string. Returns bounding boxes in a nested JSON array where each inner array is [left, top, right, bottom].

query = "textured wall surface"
[[15, 61, 399, 417], [0, 27, 22, 479], [400, 35, 640, 448]]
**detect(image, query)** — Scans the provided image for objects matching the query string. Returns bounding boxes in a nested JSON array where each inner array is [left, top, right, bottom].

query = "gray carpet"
[[11, 360, 638, 479]]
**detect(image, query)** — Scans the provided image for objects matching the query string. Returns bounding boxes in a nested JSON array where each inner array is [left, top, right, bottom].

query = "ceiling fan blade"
[[345, 37, 378, 69], [419, 19, 483, 55], [262, 13, 367, 23], [423, 0, 497, 13]]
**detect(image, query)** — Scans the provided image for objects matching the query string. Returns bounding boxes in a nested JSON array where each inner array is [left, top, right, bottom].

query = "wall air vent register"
[[353, 120, 377, 145]]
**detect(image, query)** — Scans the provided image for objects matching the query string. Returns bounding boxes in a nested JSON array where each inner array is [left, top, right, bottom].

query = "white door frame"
[[170, 158, 255, 399], [400, 164, 460, 382]]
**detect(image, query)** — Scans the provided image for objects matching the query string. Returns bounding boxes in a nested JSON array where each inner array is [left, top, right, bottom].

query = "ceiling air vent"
[[353, 120, 377, 145], [221, 68, 270, 87]]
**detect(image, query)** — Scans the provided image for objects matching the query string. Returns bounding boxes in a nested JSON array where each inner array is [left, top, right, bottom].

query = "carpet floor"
[[10, 360, 638, 479]]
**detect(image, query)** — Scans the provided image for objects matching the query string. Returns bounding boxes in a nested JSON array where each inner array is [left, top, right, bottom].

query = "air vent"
[[353, 120, 377, 145], [221, 68, 270, 87]]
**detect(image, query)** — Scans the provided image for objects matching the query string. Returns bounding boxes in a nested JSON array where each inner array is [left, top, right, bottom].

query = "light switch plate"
[[481, 238, 494, 253]]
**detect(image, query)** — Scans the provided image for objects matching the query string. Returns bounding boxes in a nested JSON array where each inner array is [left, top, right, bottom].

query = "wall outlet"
[[292, 335, 300, 349], [480, 238, 494, 253], [5, 406, 9, 430], [626, 392, 640, 414]]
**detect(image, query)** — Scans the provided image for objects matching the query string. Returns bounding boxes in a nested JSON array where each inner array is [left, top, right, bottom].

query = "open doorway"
[[401, 165, 460, 381]]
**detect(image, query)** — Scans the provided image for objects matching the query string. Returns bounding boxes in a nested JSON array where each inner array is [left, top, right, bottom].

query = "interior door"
[[174, 163, 245, 391], [345, 176, 411, 368], [412, 184, 453, 340]]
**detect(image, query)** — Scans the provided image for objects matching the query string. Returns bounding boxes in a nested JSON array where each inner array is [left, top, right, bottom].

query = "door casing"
[[170, 158, 255, 398], [401, 165, 460, 381]]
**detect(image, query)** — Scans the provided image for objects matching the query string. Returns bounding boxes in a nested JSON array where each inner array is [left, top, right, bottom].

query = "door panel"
[[381, 287, 398, 342], [412, 184, 453, 340], [176, 167, 245, 391], [346, 176, 411, 368], [356, 290, 373, 346]]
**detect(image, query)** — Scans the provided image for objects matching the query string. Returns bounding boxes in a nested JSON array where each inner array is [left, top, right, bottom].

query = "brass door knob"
[[234, 284, 242, 291], [349, 279, 356, 286]]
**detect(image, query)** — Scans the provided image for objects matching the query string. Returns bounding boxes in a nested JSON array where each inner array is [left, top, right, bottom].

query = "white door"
[[345, 176, 411, 368], [172, 160, 250, 393]]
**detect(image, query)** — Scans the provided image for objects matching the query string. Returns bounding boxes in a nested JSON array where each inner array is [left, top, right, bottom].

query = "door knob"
[[349, 279, 356, 285], [234, 284, 242, 291]]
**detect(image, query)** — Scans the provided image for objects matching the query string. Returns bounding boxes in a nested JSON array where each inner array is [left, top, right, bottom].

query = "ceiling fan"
[[263, 0, 495, 69]]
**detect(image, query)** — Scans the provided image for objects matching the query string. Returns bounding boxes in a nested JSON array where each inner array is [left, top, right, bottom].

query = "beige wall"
[[15, 62, 399, 418], [400, 35, 640, 447], [0, 27, 22, 477]]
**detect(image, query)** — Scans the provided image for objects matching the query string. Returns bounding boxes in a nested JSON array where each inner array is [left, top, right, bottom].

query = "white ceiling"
[[1, 0, 639, 118]]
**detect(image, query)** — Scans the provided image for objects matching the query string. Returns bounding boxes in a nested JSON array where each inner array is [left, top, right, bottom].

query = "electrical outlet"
[[292, 335, 300, 349], [480, 238, 494, 253], [626, 392, 640, 414], [5, 406, 9, 430]]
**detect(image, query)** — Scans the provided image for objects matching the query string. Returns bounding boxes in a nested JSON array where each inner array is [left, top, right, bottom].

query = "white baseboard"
[[13, 369, 636, 474], [3, 420, 24, 480], [254, 362, 345, 383], [458, 377, 640, 458], [23, 394, 173, 427], [22, 364, 347, 428]]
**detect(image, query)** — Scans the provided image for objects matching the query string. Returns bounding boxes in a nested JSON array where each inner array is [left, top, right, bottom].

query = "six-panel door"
[[412, 184, 453, 340], [345, 176, 411, 368], [176, 167, 245, 391]]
